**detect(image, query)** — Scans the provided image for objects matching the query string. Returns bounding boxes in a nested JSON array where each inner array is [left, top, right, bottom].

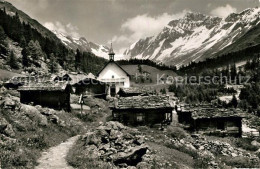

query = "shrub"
[[164, 143, 198, 159], [66, 140, 113, 169], [194, 156, 212, 169], [167, 126, 188, 139], [223, 156, 260, 168], [235, 138, 259, 151]]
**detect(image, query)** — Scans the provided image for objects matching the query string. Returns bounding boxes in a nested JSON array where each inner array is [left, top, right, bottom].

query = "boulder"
[[49, 115, 59, 124], [0, 86, 7, 93], [136, 162, 152, 169], [0, 80, 3, 88], [112, 145, 148, 166], [3, 97, 16, 110], [0, 134, 17, 146], [83, 132, 102, 146], [106, 121, 125, 131], [0, 117, 15, 137], [83, 145, 101, 159], [251, 140, 260, 147], [20, 104, 48, 126]]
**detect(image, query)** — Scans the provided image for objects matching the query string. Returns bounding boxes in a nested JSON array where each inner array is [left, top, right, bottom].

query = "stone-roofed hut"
[[111, 95, 173, 126], [73, 78, 108, 98], [177, 104, 245, 137], [191, 108, 244, 137], [18, 81, 72, 111], [117, 87, 155, 97]]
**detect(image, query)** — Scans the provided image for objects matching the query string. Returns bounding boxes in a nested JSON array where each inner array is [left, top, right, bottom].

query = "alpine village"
[[1, 1, 260, 169]]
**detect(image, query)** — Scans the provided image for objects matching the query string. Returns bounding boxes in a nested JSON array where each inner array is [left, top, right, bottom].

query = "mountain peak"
[[125, 6, 260, 67], [184, 12, 208, 21], [225, 7, 260, 22]]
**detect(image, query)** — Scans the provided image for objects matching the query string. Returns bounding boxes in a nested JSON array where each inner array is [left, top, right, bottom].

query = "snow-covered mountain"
[[125, 8, 260, 67], [52, 30, 110, 59]]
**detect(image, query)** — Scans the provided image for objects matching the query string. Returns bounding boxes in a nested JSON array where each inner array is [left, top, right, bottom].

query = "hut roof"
[[75, 77, 107, 86], [18, 81, 70, 91], [5, 76, 30, 84], [53, 73, 91, 85], [118, 87, 155, 95], [114, 95, 173, 110], [190, 108, 245, 119]]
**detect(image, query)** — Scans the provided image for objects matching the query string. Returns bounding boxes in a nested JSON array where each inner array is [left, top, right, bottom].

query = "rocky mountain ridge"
[[125, 8, 260, 67], [52, 30, 110, 59]]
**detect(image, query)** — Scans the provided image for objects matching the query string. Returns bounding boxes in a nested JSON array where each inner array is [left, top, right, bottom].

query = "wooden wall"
[[20, 90, 70, 111], [112, 108, 173, 126], [191, 117, 242, 137]]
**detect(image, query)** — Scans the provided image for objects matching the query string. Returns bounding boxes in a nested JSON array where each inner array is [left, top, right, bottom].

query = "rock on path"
[[35, 135, 79, 169]]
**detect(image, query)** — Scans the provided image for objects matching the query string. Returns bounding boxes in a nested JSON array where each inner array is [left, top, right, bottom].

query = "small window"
[[137, 113, 144, 122], [113, 112, 118, 118]]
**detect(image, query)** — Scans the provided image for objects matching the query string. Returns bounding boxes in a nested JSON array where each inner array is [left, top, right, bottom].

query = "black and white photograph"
[[1, 0, 260, 168]]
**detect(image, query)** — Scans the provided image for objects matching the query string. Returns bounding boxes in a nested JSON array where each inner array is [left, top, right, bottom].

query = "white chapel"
[[97, 44, 130, 96]]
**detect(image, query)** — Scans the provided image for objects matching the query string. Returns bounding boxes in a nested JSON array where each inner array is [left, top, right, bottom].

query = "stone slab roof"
[[114, 95, 173, 109], [190, 108, 245, 119], [119, 87, 155, 95], [18, 81, 70, 91]]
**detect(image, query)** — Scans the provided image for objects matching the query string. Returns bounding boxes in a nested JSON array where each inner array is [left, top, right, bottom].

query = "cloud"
[[112, 10, 189, 53], [210, 4, 237, 18], [38, 0, 49, 9], [44, 21, 80, 38]]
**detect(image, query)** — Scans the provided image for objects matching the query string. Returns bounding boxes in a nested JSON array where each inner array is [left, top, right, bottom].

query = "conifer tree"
[[8, 51, 19, 69], [22, 48, 29, 67], [230, 94, 238, 108], [49, 53, 58, 73]]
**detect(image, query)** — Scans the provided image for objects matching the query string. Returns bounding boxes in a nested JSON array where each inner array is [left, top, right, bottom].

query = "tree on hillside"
[[0, 26, 8, 55], [138, 64, 143, 73], [22, 48, 29, 67], [7, 51, 19, 69], [48, 53, 58, 73], [24, 40, 44, 66], [0, 26, 6, 43], [230, 63, 237, 82], [75, 49, 81, 71], [19, 35, 27, 48], [230, 94, 238, 108]]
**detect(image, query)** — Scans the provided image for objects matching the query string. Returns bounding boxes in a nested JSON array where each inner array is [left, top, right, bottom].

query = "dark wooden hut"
[[177, 104, 244, 137], [191, 109, 244, 137], [73, 78, 107, 98], [111, 95, 173, 126], [18, 81, 72, 111]]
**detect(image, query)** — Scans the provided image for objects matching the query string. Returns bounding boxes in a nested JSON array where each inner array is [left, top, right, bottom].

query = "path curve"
[[35, 135, 79, 169]]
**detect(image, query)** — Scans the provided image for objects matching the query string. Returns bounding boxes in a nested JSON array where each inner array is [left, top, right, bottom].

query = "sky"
[[6, 0, 260, 53]]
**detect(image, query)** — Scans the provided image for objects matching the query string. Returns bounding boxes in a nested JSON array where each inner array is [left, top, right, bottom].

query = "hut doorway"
[[110, 84, 116, 97], [217, 121, 225, 130]]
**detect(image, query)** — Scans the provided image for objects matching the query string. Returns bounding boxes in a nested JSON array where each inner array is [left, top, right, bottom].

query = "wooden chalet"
[[18, 81, 72, 111], [177, 104, 245, 137], [73, 78, 108, 98], [111, 95, 173, 126], [117, 87, 155, 97]]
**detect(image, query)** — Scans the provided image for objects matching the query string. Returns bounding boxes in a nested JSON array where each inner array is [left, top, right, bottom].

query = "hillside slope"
[[0, 1, 107, 74], [122, 64, 177, 85]]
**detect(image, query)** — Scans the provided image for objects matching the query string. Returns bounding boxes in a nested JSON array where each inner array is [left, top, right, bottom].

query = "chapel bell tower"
[[109, 42, 115, 61]]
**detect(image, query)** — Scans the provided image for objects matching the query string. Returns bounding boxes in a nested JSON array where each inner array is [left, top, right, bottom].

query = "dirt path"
[[35, 135, 79, 169]]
